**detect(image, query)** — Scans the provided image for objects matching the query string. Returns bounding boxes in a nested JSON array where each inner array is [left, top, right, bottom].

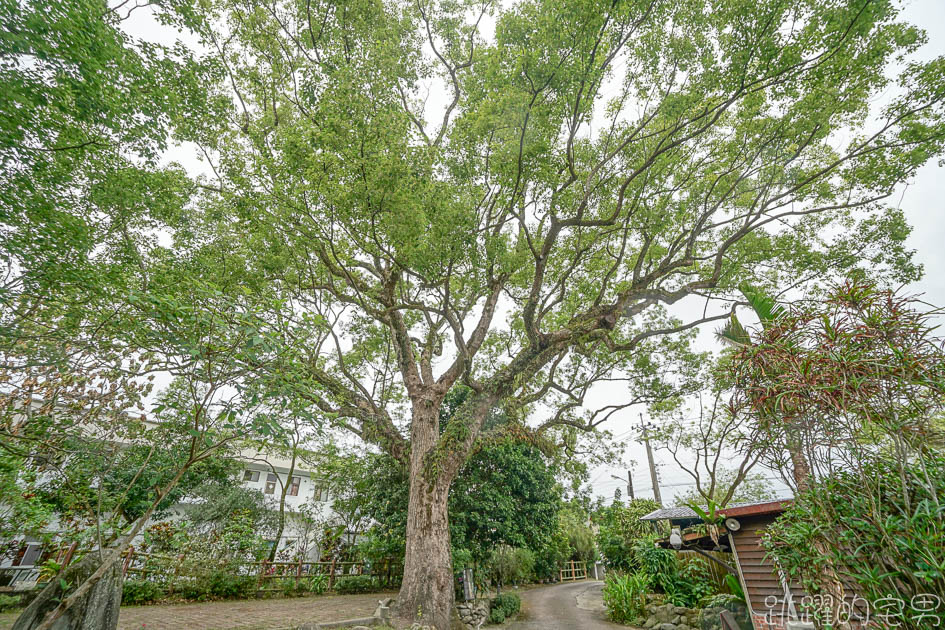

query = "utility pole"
[[640, 414, 662, 505]]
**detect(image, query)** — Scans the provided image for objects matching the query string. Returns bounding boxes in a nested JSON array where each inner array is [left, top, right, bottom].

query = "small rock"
[[659, 623, 678, 630]]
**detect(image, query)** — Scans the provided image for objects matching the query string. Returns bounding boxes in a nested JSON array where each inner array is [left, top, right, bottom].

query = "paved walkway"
[[508, 581, 630, 630], [0, 591, 396, 630]]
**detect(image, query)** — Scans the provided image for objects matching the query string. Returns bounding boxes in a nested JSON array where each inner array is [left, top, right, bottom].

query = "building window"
[[288, 476, 301, 496], [243, 470, 260, 482], [12, 543, 43, 567], [265, 473, 278, 494], [314, 486, 329, 502]]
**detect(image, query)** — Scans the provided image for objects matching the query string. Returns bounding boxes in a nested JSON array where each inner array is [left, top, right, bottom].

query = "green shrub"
[[668, 557, 715, 607], [632, 538, 676, 586], [595, 499, 662, 570], [0, 593, 22, 613], [629, 538, 719, 607], [333, 575, 380, 594], [276, 577, 307, 597], [121, 579, 165, 605], [489, 592, 520, 624], [206, 571, 256, 599], [704, 592, 743, 609], [602, 572, 649, 624], [176, 578, 210, 601], [533, 528, 570, 581], [487, 546, 535, 586], [764, 454, 945, 630], [302, 573, 328, 594]]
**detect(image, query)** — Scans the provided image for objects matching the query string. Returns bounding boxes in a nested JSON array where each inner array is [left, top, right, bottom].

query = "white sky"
[[125, 0, 945, 504]]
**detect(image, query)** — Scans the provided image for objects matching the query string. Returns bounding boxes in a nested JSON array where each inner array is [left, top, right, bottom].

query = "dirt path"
[[507, 581, 629, 630], [0, 591, 395, 630]]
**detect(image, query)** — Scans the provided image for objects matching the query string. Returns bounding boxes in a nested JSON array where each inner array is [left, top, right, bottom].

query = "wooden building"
[[642, 500, 814, 630]]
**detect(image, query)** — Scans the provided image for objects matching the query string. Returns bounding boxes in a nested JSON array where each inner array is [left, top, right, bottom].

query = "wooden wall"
[[729, 515, 806, 630]]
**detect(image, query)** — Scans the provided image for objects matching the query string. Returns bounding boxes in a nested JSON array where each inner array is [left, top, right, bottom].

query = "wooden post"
[[257, 560, 267, 591], [61, 542, 78, 570], [121, 546, 134, 577], [328, 557, 336, 590], [296, 558, 302, 591], [169, 553, 184, 595]]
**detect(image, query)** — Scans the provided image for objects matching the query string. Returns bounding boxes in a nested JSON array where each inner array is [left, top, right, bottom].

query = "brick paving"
[[0, 591, 396, 630]]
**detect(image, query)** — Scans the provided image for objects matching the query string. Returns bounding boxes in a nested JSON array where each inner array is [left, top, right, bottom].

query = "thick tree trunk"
[[788, 445, 812, 493], [12, 554, 122, 630], [785, 426, 812, 494], [785, 429, 848, 628], [397, 477, 455, 629], [395, 404, 459, 630]]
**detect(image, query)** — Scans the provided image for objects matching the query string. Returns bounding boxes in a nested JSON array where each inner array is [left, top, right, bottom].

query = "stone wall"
[[641, 600, 751, 630], [642, 602, 703, 630], [455, 600, 489, 630]]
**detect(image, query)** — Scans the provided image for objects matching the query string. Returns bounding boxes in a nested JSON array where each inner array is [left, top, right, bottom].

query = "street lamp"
[[610, 471, 634, 500]]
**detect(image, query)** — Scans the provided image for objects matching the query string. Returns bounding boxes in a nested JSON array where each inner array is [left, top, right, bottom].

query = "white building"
[[1, 443, 344, 590]]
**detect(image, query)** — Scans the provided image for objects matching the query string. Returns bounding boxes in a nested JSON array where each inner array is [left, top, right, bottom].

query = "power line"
[[592, 475, 789, 490]]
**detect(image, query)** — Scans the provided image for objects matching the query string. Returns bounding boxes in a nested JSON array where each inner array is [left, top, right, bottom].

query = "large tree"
[[170, 0, 945, 625], [6, 0, 945, 627]]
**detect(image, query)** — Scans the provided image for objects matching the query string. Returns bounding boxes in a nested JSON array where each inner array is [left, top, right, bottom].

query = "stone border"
[[297, 597, 393, 630]]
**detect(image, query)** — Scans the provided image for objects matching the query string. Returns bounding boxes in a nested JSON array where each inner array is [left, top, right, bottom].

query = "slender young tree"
[[168, 0, 945, 625]]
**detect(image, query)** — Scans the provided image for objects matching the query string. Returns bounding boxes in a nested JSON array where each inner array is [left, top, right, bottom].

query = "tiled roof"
[[640, 505, 698, 521]]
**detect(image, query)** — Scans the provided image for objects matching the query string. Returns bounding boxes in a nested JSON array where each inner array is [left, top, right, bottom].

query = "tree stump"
[[13, 554, 123, 630]]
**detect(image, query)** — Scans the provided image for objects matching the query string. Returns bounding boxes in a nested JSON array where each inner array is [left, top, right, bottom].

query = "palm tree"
[[715, 284, 786, 347], [716, 286, 812, 492]]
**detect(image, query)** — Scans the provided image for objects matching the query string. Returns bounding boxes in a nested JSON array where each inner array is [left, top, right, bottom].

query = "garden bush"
[[602, 572, 649, 624], [764, 454, 945, 629], [302, 573, 328, 594], [206, 571, 256, 599], [333, 575, 380, 594], [629, 537, 719, 607], [0, 593, 22, 613], [488, 592, 520, 624], [121, 579, 165, 605], [176, 578, 210, 601], [487, 545, 535, 587], [595, 499, 661, 570]]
